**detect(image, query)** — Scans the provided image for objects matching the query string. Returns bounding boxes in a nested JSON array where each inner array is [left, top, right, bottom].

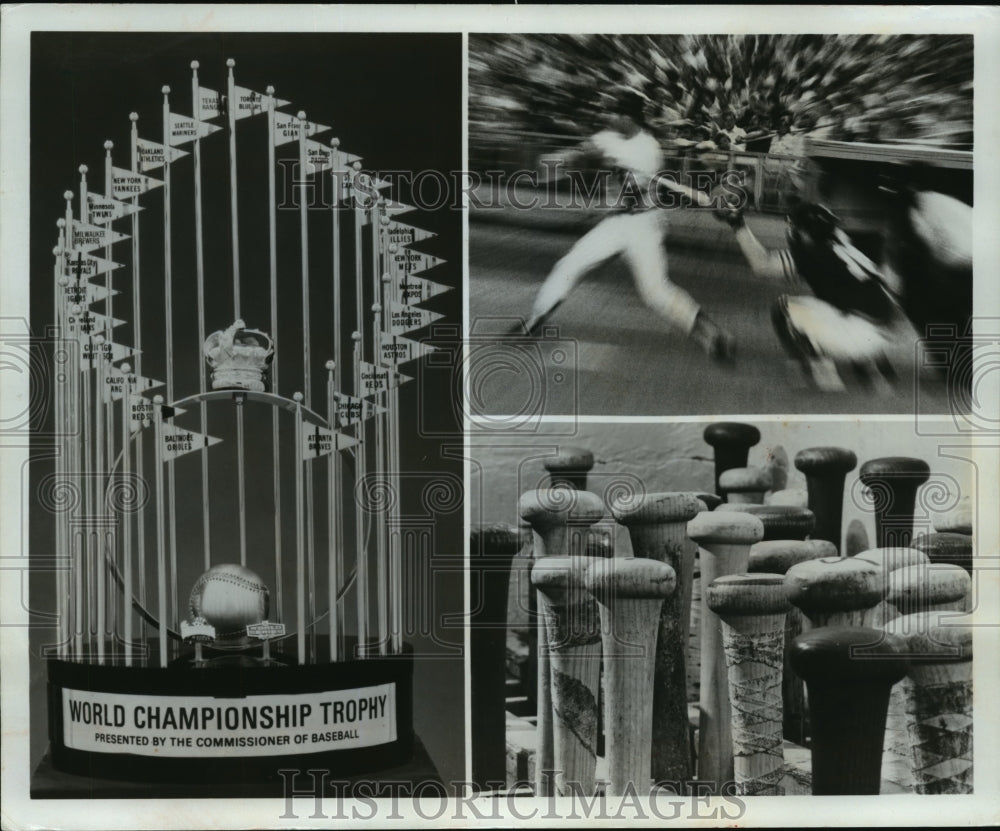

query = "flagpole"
[[152, 395, 168, 667], [372, 302, 388, 657], [226, 58, 240, 317], [293, 392, 306, 664], [191, 62, 212, 570], [120, 363, 134, 666], [236, 393, 247, 566], [352, 331, 368, 657], [266, 84, 282, 621], [330, 137, 345, 659], [102, 143, 117, 480], [53, 246, 69, 660], [93, 339, 106, 665], [325, 362, 342, 662]]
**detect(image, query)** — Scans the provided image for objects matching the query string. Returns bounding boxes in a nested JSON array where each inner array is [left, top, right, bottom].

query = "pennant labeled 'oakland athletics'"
[[384, 220, 436, 249], [63, 252, 122, 281], [359, 361, 411, 397], [80, 338, 137, 370], [136, 138, 189, 172], [389, 301, 444, 335], [167, 112, 222, 145], [70, 220, 129, 254], [396, 273, 453, 306], [334, 393, 387, 427], [162, 428, 222, 461], [273, 112, 331, 146], [301, 423, 360, 460], [378, 333, 437, 367], [86, 192, 143, 225], [112, 167, 163, 199], [233, 85, 290, 119]]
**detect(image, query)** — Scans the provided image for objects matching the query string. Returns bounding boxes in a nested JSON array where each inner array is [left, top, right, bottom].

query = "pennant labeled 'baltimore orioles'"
[[389, 301, 444, 335], [63, 252, 122, 281], [86, 192, 143, 225], [273, 112, 331, 146], [378, 333, 437, 367], [334, 393, 387, 427], [162, 428, 222, 461], [233, 85, 290, 119], [112, 167, 163, 199], [359, 361, 411, 397], [167, 112, 222, 146], [70, 220, 129, 254], [301, 423, 360, 460], [136, 138, 189, 172]]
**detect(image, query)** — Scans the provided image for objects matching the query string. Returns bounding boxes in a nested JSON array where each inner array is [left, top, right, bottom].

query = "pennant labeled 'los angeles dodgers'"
[[389, 301, 444, 335]]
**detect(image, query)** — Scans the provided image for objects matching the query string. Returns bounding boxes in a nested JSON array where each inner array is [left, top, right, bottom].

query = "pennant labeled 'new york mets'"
[[86, 193, 143, 225], [389, 301, 444, 335], [162, 428, 222, 461], [389, 247, 445, 277], [378, 333, 437, 367], [70, 220, 129, 254], [359, 361, 411, 397], [301, 424, 360, 460], [167, 113, 222, 146], [136, 138, 189, 172], [112, 167, 163, 199]]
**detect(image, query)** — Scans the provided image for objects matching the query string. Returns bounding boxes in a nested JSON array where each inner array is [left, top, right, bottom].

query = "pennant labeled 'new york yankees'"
[[301, 424, 360, 460], [378, 333, 437, 367], [86, 193, 143, 225], [112, 167, 163, 199], [359, 361, 411, 397], [162, 428, 222, 461]]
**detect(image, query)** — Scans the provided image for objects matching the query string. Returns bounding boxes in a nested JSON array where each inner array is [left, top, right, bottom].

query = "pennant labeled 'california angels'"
[[162, 428, 222, 461], [62, 280, 118, 306], [136, 138, 189, 172], [65, 309, 125, 338], [396, 272, 453, 306], [103, 367, 164, 403], [233, 86, 290, 120], [167, 112, 222, 145], [301, 423, 360, 460], [197, 86, 223, 121], [112, 167, 163, 199], [80, 338, 137, 370], [389, 301, 444, 335], [359, 361, 411, 397], [70, 220, 129, 254], [63, 252, 122, 281], [384, 220, 436, 249], [378, 333, 437, 367], [334, 393, 387, 427], [273, 112, 331, 146], [86, 192, 143, 225]]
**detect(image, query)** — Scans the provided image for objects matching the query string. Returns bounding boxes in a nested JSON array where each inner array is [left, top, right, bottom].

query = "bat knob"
[[543, 446, 595, 490], [911, 531, 973, 574], [883, 614, 972, 663], [854, 546, 928, 575], [714, 503, 816, 541], [858, 456, 931, 490], [719, 465, 773, 500], [519, 488, 604, 529], [886, 563, 971, 613], [584, 556, 676, 601], [687, 510, 765, 546], [694, 491, 723, 511], [469, 523, 524, 557], [795, 446, 858, 475], [706, 572, 791, 618], [703, 423, 761, 488], [610, 491, 702, 527], [748, 539, 835, 575], [785, 556, 882, 616], [531, 555, 603, 599]]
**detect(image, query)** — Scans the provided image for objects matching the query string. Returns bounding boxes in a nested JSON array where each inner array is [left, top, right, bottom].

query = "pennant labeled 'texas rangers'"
[[167, 112, 222, 146], [197, 86, 223, 121], [61, 280, 118, 306], [233, 85, 290, 119], [103, 366, 164, 403], [70, 220, 129, 254], [396, 273, 453, 307], [80, 338, 137, 370], [301, 423, 360, 460], [359, 361, 412, 397], [112, 166, 163, 199], [162, 428, 222, 461], [63, 252, 122, 281], [136, 138, 189, 172], [389, 301, 444, 335], [272, 112, 331, 146], [86, 192, 143, 225], [378, 333, 437, 367], [384, 220, 436, 249], [65, 309, 125, 338], [334, 393, 387, 427]]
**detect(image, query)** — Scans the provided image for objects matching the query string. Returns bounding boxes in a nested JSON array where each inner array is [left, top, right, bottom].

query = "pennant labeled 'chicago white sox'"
[[167, 112, 222, 146], [301, 423, 360, 460], [70, 220, 129, 254], [378, 333, 437, 367], [80, 338, 137, 370], [233, 86, 290, 119], [63, 252, 122, 281], [112, 167, 163, 199], [389, 301, 444, 335], [65, 309, 125, 339], [334, 393, 387, 427], [396, 273, 453, 306], [62, 280, 118, 306], [136, 138, 189, 172], [359, 361, 411, 397], [384, 220, 436, 249], [273, 112, 331, 146], [197, 86, 223, 121], [162, 428, 222, 461], [86, 192, 143, 225]]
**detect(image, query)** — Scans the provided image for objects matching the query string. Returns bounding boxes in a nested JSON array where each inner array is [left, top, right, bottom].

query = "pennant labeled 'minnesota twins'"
[[86, 192, 143, 225]]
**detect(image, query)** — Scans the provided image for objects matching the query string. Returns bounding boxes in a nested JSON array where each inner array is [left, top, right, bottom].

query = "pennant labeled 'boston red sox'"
[[273, 112, 331, 146], [233, 86, 290, 120], [86, 192, 143, 225], [378, 333, 437, 367], [80, 338, 137, 370], [359, 361, 411, 397], [301, 423, 360, 460], [162, 428, 222, 461], [63, 252, 122, 281], [334, 393, 387, 427], [136, 138, 189, 172], [389, 301, 444, 335], [167, 112, 222, 146], [396, 272, 453, 307], [384, 220, 436, 249], [70, 220, 129, 254], [112, 167, 163, 199]]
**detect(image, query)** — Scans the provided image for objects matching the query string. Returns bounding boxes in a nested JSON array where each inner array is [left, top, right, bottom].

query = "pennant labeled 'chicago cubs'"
[[70, 220, 129, 254], [233, 86, 290, 119], [112, 167, 163, 199], [359, 361, 411, 397], [63, 252, 122, 281], [378, 333, 437, 367], [301, 423, 360, 460], [395, 273, 453, 307], [167, 112, 222, 145], [389, 301, 444, 335], [384, 221, 436, 249], [273, 112, 331, 146], [136, 138, 189, 172], [334, 393, 386, 427], [86, 192, 143, 225], [162, 428, 222, 461]]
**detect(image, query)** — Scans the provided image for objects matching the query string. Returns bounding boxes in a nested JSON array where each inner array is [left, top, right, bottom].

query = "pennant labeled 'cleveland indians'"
[[273, 112, 331, 146], [197, 86, 223, 121], [335, 393, 387, 427], [359, 361, 411, 397], [384, 220, 436, 249], [80, 338, 137, 370], [63, 252, 122, 281], [62, 280, 118, 306], [70, 220, 129, 254], [65, 309, 125, 338], [233, 86, 290, 120], [112, 167, 163, 199], [301, 423, 360, 460], [86, 192, 143, 225], [136, 138, 189, 172], [162, 428, 222, 461], [389, 301, 444, 335], [167, 112, 222, 145], [378, 333, 437, 367], [396, 273, 453, 307]]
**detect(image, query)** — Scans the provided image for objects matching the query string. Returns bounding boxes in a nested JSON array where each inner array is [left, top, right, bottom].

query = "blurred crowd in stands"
[[469, 34, 973, 153]]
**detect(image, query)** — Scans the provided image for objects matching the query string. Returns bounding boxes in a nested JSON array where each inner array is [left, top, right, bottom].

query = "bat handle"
[[859, 456, 931, 549], [795, 446, 858, 555], [703, 422, 761, 496]]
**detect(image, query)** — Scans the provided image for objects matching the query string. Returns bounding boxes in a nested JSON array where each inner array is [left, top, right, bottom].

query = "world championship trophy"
[[38, 55, 453, 787]]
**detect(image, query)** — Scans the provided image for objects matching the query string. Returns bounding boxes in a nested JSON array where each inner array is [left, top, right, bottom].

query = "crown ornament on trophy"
[[204, 319, 274, 392]]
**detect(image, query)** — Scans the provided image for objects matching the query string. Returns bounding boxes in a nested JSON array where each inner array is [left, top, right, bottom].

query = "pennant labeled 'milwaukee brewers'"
[[389, 301, 444, 335], [86, 193, 143, 225], [359, 361, 411, 397], [273, 112, 331, 146], [162, 428, 222, 461], [80, 338, 137, 370], [334, 393, 387, 427], [71, 220, 129, 254], [384, 220, 436, 249], [233, 85, 290, 119], [301, 423, 360, 460], [396, 272, 453, 307], [103, 367, 164, 403], [378, 333, 437, 367], [65, 309, 125, 338], [136, 138, 189, 172], [167, 112, 222, 146], [112, 166, 163, 199], [62, 252, 122, 281]]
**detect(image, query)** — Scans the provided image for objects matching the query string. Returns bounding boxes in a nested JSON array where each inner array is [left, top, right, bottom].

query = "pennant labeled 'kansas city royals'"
[[70, 220, 129, 254], [86, 193, 143, 225], [167, 112, 222, 145], [396, 272, 453, 306], [62, 280, 118, 306], [162, 428, 222, 461], [359, 361, 411, 397], [136, 138, 189, 172], [301, 423, 360, 460], [63, 252, 122, 281], [384, 221, 436, 249], [197, 86, 223, 121], [112, 167, 163, 199], [389, 301, 444, 335], [334, 393, 387, 427], [65, 309, 125, 339], [273, 112, 331, 146], [80, 338, 137, 370], [233, 86, 290, 120], [378, 333, 437, 367]]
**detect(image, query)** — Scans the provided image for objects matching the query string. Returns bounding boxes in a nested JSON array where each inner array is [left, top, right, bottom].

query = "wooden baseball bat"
[[611, 491, 702, 784], [584, 557, 677, 797], [718, 466, 772, 505], [694, 491, 723, 512], [519, 488, 605, 795], [469, 523, 525, 790], [531, 555, 603, 795], [912, 531, 973, 575], [794, 447, 858, 555], [765, 488, 809, 508], [882, 614, 972, 794], [931, 494, 972, 536], [855, 547, 930, 624], [687, 510, 765, 789], [784, 556, 883, 629], [706, 573, 791, 795], [544, 445, 595, 491], [703, 422, 761, 497], [790, 626, 908, 794], [858, 457, 931, 549], [887, 562, 971, 616], [748, 539, 835, 746], [715, 504, 816, 542]]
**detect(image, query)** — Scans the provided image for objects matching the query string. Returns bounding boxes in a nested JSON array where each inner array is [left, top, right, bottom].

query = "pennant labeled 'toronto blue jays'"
[[86, 192, 143, 225], [301, 423, 360, 460], [233, 85, 290, 120], [112, 167, 163, 199], [80, 338, 137, 370], [63, 252, 122, 281], [273, 112, 331, 146], [65, 309, 125, 338], [70, 220, 129, 254], [103, 366, 164, 403], [136, 138, 189, 172], [378, 332, 437, 367], [167, 112, 222, 146], [334, 393, 387, 427], [395, 272, 453, 307], [162, 428, 222, 461], [384, 220, 436, 249], [389, 301, 444, 335], [359, 361, 411, 397]]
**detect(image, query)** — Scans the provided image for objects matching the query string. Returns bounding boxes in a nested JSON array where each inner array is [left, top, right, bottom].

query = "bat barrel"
[[858, 457, 931, 549], [703, 422, 761, 496], [794, 446, 858, 555]]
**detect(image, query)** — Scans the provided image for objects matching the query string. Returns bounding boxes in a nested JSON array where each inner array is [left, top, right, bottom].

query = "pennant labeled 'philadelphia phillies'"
[[136, 138, 189, 172], [389, 301, 444, 335], [63, 252, 122, 281], [167, 112, 222, 145], [396, 273, 453, 307], [103, 366, 164, 403], [378, 333, 437, 367], [86, 192, 143, 225], [71, 220, 129, 254], [162, 428, 222, 461], [273, 112, 331, 146], [389, 247, 445, 278], [80, 338, 137, 370], [233, 86, 290, 120], [301, 423, 360, 460], [334, 393, 387, 427], [384, 220, 436, 249], [112, 167, 163, 199], [62, 280, 118, 306], [197, 86, 223, 121], [65, 309, 125, 339], [359, 361, 411, 397]]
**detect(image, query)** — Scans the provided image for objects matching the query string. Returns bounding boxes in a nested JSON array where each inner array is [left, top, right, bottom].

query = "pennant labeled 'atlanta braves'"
[[70, 220, 129, 254], [334, 393, 387, 427], [112, 167, 163, 199], [167, 112, 222, 146], [63, 252, 122, 281], [233, 86, 290, 119], [86, 193, 143, 225], [273, 112, 331, 146], [301, 423, 360, 460], [384, 220, 436, 249], [378, 333, 437, 367], [396, 272, 453, 306], [80, 338, 137, 370], [197, 86, 223, 121], [136, 138, 189, 172], [103, 367, 164, 403], [162, 428, 222, 461], [65, 309, 125, 338], [359, 361, 412, 397], [389, 301, 444, 335], [61, 280, 118, 306]]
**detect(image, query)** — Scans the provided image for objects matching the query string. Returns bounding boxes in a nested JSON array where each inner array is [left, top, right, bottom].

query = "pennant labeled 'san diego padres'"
[[80, 338, 137, 370], [334, 393, 387, 427], [162, 428, 222, 461], [359, 361, 411, 397], [301, 423, 360, 460], [273, 112, 331, 146], [136, 138, 188, 172], [167, 112, 222, 145], [197, 86, 223, 121], [112, 167, 163, 199], [378, 332, 437, 367], [233, 86, 290, 119], [395, 272, 453, 306], [86, 192, 143, 225], [63, 252, 122, 281], [304, 140, 359, 176], [384, 221, 436, 249], [389, 301, 444, 335], [70, 220, 129, 254]]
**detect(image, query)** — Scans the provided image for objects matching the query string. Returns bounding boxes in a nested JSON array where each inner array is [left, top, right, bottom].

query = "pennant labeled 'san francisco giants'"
[[162, 428, 222, 461], [112, 167, 163, 199], [233, 86, 290, 119], [334, 393, 386, 427], [63, 252, 122, 281], [359, 361, 411, 397], [273, 112, 331, 146], [378, 332, 437, 367], [395, 272, 453, 306], [167, 112, 222, 145], [86, 192, 143, 225], [70, 220, 129, 254], [136, 138, 188, 172], [301, 423, 360, 460], [384, 220, 436, 249], [389, 301, 444, 335]]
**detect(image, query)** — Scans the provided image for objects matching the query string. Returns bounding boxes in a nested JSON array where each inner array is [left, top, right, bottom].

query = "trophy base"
[[45, 638, 414, 784]]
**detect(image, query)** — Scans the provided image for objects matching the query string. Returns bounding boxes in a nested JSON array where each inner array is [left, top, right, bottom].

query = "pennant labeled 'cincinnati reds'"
[[86, 193, 143, 225], [162, 428, 222, 461], [111, 167, 163, 199], [167, 112, 222, 145], [301, 424, 360, 460], [358, 361, 411, 397], [136, 138, 189, 172]]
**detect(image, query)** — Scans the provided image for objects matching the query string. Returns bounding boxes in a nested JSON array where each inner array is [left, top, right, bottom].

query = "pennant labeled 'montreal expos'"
[[389, 301, 444, 335], [112, 167, 163, 199], [359, 361, 411, 397], [273, 112, 331, 146], [396, 273, 453, 307], [136, 138, 189, 172], [162, 428, 222, 461], [168, 112, 222, 145], [86, 192, 143, 225], [71, 220, 129, 254], [301, 423, 360, 460], [384, 220, 436, 249], [334, 393, 386, 427], [233, 86, 290, 120], [63, 252, 122, 281], [378, 333, 437, 367]]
